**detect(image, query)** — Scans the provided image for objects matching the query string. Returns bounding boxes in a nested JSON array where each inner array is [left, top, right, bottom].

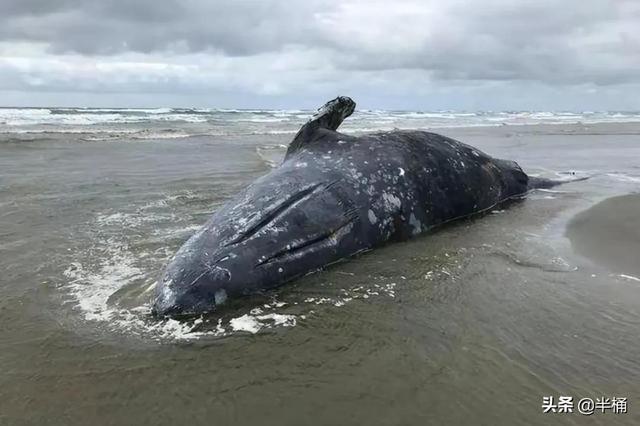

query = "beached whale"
[[152, 96, 563, 317]]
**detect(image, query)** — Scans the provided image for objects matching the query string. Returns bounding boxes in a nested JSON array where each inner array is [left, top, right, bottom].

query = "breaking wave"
[[3, 107, 640, 140]]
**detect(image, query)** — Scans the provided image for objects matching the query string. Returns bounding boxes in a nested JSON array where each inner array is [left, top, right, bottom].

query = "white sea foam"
[[3, 107, 640, 138], [606, 173, 640, 183], [302, 282, 397, 308], [63, 242, 144, 322], [95, 211, 174, 228], [229, 313, 298, 334]]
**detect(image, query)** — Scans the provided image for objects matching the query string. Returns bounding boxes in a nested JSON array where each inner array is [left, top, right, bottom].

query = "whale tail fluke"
[[527, 175, 590, 190], [286, 96, 356, 158]]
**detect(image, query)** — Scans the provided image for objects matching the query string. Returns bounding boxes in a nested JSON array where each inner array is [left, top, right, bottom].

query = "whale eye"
[[209, 266, 231, 282]]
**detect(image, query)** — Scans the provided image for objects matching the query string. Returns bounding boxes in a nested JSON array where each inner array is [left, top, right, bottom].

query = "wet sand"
[[1, 121, 640, 425], [567, 194, 640, 278]]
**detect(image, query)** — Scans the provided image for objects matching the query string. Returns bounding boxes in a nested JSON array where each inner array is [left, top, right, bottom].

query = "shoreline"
[[566, 194, 640, 277]]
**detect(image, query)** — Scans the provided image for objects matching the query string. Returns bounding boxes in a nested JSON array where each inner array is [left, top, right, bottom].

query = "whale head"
[[152, 175, 360, 318], [151, 229, 237, 317]]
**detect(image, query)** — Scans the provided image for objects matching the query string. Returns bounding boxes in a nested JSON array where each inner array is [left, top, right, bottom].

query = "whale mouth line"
[[225, 181, 334, 247], [256, 217, 356, 267], [185, 270, 209, 288]]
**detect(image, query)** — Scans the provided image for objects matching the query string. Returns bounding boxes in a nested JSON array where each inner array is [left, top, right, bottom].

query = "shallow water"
[[1, 122, 640, 425]]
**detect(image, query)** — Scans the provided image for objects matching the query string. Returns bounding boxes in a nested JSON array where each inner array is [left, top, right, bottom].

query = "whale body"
[[152, 96, 554, 317]]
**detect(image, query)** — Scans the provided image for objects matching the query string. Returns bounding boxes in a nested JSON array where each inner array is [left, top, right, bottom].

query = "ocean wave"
[[1, 128, 197, 141], [3, 107, 640, 140], [49, 107, 174, 115]]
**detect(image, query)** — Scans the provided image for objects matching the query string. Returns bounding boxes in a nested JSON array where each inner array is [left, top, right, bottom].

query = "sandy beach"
[[567, 194, 640, 278]]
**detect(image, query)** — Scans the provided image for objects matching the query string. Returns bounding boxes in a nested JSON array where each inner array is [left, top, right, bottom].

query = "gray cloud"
[[0, 0, 639, 108], [0, 1, 326, 55]]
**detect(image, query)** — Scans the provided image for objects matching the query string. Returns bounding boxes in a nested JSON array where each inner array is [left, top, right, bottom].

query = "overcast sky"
[[1, 0, 639, 110]]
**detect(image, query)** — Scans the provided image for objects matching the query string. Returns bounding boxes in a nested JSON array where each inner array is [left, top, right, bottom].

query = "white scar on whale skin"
[[368, 209, 378, 224], [409, 213, 422, 235], [382, 192, 402, 211], [214, 289, 228, 305]]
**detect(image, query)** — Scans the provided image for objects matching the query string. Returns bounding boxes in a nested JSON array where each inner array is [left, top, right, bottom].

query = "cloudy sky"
[[1, 0, 639, 110]]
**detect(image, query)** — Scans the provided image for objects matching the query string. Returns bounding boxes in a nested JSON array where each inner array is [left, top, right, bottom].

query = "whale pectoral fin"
[[286, 96, 356, 158]]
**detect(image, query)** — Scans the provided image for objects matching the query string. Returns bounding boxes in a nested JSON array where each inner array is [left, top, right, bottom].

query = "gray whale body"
[[153, 96, 555, 317]]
